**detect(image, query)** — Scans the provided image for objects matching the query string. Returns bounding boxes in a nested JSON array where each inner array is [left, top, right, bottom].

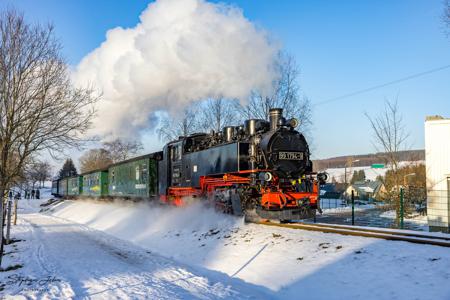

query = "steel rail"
[[257, 221, 450, 248], [291, 221, 450, 241]]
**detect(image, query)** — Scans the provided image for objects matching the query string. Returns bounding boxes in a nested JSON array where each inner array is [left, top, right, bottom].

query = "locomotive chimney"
[[223, 126, 234, 142], [269, 108, 283, 131]]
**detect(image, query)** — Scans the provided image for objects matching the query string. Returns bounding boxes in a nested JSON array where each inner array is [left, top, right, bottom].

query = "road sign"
[[371, 164, 385, 169]]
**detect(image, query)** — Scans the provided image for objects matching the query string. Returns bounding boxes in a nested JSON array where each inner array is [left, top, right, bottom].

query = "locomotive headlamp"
[[317, 172, 328, 184], [259, 172, 273, 182], [288, 118, 299, 128]]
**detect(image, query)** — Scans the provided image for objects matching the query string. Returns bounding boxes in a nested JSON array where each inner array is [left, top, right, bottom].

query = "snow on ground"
[[1, 195, 450, 299], [7, 201, 450, 299], [0, 197, 269, 299], [380, 210, 429, 229]]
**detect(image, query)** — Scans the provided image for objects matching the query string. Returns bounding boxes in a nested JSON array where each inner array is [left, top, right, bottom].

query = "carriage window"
[[136, 166, 140, 181], [111, 170, 115, 183], [141, 164, 148, 182]]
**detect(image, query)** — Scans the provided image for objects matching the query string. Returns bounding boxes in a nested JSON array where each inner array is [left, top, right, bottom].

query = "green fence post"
[[351, 190, 355, 225], [400, 188, 404, 229]]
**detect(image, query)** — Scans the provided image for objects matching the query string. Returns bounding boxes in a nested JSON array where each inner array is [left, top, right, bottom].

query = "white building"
[[425, 116, 450, 232]]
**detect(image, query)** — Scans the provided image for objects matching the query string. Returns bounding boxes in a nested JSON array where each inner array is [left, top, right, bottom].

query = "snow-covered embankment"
[[45, 199, 450, 300]]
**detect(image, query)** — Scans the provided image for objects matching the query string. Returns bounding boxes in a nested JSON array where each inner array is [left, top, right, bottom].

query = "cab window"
[[171, 143, 182, 161]]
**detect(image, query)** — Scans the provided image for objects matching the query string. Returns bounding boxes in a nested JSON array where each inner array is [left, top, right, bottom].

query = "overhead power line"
[[314, 64, 450, 106]]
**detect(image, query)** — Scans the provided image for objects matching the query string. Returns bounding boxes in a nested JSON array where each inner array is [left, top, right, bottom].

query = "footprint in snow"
[[428, 257, 441, 262], [318, 242, 330, 249]]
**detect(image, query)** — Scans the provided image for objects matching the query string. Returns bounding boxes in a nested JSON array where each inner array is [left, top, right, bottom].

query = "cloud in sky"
[[72, 0, 279, 138]]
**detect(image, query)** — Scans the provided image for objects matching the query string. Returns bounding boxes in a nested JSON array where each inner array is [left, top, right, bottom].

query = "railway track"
[[258, 221, 450, 247]]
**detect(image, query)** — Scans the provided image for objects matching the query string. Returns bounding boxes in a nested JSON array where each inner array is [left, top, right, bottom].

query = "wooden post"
[[400, 188, 404, 229], [6, 200, 11, 245], [0, 190, 4, 267], [13, 199, 18, 225]]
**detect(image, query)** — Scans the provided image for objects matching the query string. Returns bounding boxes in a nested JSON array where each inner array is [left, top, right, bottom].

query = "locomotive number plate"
[[278, 151, 303, 160]]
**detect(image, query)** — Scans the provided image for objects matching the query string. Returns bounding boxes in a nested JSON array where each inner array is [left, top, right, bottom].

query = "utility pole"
[[399, 188, 404, 229], [351, 190, 355, 225], [344, 165, 347, 185], [399, 173, 415, 230], [344, 159, 360, 185]]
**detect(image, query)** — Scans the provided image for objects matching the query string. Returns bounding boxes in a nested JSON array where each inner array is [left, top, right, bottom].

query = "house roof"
[[350, 180, 383, 195]]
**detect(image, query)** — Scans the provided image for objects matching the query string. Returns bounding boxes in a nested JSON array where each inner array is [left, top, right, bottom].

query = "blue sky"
[[2, 0, 449, 159]]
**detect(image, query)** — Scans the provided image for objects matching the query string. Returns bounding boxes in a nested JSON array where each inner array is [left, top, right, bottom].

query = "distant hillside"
[[313, 149, 424, 171]]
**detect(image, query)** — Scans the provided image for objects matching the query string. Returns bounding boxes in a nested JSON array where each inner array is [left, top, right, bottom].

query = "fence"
[[318, 198, 346, 210], [426, 190, 449, 233], [309, 187, 440, 232]]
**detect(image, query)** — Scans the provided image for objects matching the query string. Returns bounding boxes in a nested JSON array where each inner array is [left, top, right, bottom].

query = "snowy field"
[[380, 210, 429, 229], [323, 161, 424, 183], [1, 196, 450, 299], [319, 198, 378, 212]]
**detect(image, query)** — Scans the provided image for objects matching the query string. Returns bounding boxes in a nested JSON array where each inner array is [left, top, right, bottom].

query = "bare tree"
[[366, 99, 409, 220], [156, 52, 312, 142], [25, 161, 52, 188], [242, 52, 312, 133], [103, 139, 143, 163], [365, 99, 409, 173], [79, 149, 112, 173], [199, 98, 241, 132], [157, 104, 200, 142], [444, 0, 450, 35], [0, 9, 98, 265]]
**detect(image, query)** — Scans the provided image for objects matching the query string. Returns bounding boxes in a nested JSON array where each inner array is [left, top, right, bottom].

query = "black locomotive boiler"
[[159, 108, 323, 221]]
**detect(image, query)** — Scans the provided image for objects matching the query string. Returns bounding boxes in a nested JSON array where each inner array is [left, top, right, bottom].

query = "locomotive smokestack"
[[223, 126, 234, 142], [269, 108, 283, 131]]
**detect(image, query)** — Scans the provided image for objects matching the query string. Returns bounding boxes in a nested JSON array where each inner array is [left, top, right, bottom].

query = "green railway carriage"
[[81, 169, 109, 197], [108, 153, 160, 198], [67, 176, 83, 196], [58, 177, 68, 197]]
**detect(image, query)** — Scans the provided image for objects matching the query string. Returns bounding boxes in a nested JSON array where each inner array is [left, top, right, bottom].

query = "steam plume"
[[72, 0, 279, 138]]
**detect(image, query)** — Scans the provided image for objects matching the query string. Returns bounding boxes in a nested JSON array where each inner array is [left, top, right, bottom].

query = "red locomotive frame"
[[162, 169, 319, 217]]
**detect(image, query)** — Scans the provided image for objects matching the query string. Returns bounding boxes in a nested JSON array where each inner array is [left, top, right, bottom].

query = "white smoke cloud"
[[72, 0, 279, 138]]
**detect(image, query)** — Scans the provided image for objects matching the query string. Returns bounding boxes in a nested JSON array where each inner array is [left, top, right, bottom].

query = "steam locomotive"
[[52, 108, 324, 221]]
